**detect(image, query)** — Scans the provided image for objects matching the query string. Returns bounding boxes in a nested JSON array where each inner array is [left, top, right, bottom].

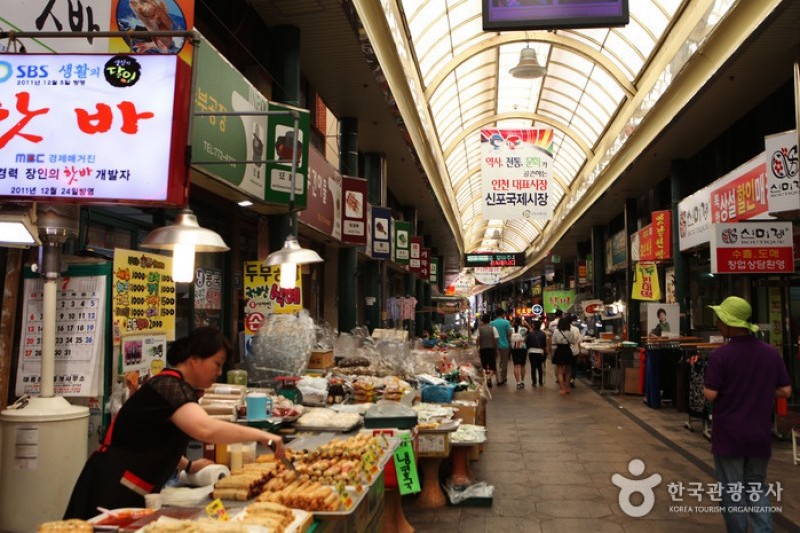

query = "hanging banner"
[[17, 266, 108, 397], [0, 53, 190, 205], [631, 262, 661, 301], [409, 237, 423, 273], [710, 155, 771, 224], [606, 230, 627, 273], [577, 260, 588, 286], [109, 0, 194, 64], [266, 100, 310, 207], [542, 290, 575, 314], [480, 128, 554, 219], [665, 266, 676, 304], [652, 210, 672, 260], [369, 206, 392, 260], [474, 267, 501, 285], [765, 129, 799, 216], [112, 249, 176, 343], [341, 176, 367, 245], [710, 221, 794, 274], [678, 186, 712, 251], [194, 266, 222, 329], [630, 230, 641, 262], [393, 220, 411, 265], [429, 256, 440, 285], [299, 146, 343, 240], [586, 253, 593, 284], [419, 248, 430, 279]]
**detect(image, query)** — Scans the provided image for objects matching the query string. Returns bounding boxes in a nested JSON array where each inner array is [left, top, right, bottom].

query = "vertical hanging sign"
[[409, 237, 423, 273], [429, 257, 440, 285], [764, 129, 799, 216], [651, 210, 672, 260], [341, 176, 368, 245], [419, 248, 430, 280], [394, 220, 411, 265], [369, 206, 392, 259], [480, 128, 554, 219]]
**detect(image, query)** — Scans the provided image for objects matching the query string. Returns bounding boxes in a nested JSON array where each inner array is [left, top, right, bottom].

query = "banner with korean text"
[[419, 248, 430, 279], [710, 221, 794, 274], [765, 129, 799, 216], [542, 290, 575, 314], [481, 128, 554, 219], [710, 154, 771, 224], [631, 262, 661, 301], [409, 237, 423, 273], [0, 54, 189, 205], [651, 210, 671, 260]]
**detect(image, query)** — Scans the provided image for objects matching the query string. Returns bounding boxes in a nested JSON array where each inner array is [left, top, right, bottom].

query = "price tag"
[[393, 434, 420, 495], [205, 498, 229, 521], [336, 480, 353, 510]]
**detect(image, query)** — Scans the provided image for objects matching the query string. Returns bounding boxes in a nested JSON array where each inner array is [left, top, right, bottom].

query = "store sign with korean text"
[[193, 36, 308, 207], [542, 290, 575, 314], [465, 253, 525, 267], [651, 210, 671, 259], [678, 186, 712, 251], [631, 262, 661, 301], [242, 261, 302, 321], [606, 230, 627, 272], [368, 206, 392, 259], [710, 154, 770, 224], [710, 221, 794, 274], [429, 256, 440, 285], [577, 260, 588, 285], [765, 129, 798, 216], [0, 54, 190, 205], [409, 237, 423, 273], [341, 176, 367, 245], [480, 128, 554, 219], [393, 220, 411, 265], [474, 267, 502, 285], [447, 273, 475, 295], [419, 248, 430, 279], [298, 146, 342, 240]]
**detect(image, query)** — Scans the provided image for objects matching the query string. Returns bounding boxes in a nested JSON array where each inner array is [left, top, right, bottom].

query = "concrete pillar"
[[671, 160, 690, 335], [625, 198, 640, 341], [591, 225, 606, 297], [338, 118, 359, 333]]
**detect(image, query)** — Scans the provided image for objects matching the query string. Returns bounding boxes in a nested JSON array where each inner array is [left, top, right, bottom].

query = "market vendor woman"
[[64, 327, 284, 519]]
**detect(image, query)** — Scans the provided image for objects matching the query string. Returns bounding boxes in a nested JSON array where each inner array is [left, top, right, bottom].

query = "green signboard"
[[193, 35, 308, 207], [394, 220, 411, 266]]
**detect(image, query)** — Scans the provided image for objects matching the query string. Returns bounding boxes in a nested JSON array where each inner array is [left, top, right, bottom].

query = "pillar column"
[[591, 225, 606, 298], [338, 118, 359, 333], [671, 160, 689, 335], [363, 153, 385, 334], [624, 198, 640, 341]]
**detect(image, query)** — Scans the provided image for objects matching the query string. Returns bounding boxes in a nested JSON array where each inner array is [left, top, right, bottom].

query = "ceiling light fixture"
[[510, 46, 547, 79], [0, 205, 41, 248], [141, 209, 229, 283]]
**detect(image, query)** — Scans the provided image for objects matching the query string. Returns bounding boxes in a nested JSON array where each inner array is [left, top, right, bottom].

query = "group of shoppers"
[[475, 307, 581, 393]]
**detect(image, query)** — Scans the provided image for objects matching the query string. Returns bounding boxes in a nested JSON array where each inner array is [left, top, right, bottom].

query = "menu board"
[[112, 249, 176, 343], [16, 270, 107, 397]]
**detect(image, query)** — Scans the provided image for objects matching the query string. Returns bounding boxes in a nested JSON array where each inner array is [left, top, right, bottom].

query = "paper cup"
[[246, 392, 267, 421]]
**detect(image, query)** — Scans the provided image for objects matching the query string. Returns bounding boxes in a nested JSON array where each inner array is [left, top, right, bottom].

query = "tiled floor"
[[401, 376, 800, 532]]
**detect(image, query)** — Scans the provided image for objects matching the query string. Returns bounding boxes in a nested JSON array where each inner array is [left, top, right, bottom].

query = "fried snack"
[[211, 487, 249, 501], [256, 475, 339, 512], [38, 520, 92, 533], [244, 501, 293, 518]]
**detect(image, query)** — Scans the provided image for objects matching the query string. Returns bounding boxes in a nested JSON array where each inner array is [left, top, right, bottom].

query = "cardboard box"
[[453, 390, 480, 402], [446, 401, 477, 424], [624, 367, 642, 395], [417, 431, 451, 457], [308, 350, 334, 369]]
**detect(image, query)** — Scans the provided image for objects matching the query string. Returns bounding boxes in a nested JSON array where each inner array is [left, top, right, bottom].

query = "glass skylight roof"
[[363, 0, 736, 276]]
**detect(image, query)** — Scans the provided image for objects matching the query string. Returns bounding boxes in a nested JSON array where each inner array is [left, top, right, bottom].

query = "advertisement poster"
[[16, 268, 107, 397], [299, 146, 343, 240], [194, 266, 222, 328], [542, 290, 575, 314], [121, 334, 167, 395], [710, 221, 794, 274], [369, 206, 392, 259], [112, 249, 176, 343], [110, 0, 194, 64], [1, 1, 112, 53], [0, 54, 188, 205], [631, 262, 661, 301], [710, 155, 770, 224], [765, 129, 799, 216], [665, 266, 676, 304], [481, 128, 554, 219], [393, 220, 411, 265], [644, 303, 679, 338], [242, 261, 302, 319]]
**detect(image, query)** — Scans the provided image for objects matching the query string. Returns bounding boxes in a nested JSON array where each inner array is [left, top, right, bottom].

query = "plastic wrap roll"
[[178, 464, 231, 487]]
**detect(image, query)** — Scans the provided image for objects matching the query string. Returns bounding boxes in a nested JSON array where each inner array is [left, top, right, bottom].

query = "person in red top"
[[64, 327, 284, 519], [703, 297, 791, 533]]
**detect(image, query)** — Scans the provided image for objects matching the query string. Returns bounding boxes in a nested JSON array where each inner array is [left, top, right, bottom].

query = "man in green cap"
[[703, 296, 791, 532]]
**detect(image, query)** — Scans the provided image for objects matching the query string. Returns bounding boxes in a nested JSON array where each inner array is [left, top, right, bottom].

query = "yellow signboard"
[[112, 249, 176, 343], [243, 261, 303, 328], [632, 262, 661, 301]]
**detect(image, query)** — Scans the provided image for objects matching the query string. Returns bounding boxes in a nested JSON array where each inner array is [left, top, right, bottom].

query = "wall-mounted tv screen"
[[483, 0, 629, 32]]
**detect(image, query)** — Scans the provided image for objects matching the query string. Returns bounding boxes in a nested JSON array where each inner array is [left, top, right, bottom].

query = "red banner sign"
[[710, 159, 769, 223], [409, 237, 423, 273], [341, 176, 367, 245], [639, 225, 654, 261], [652, 210, 672, 260], [711, 221, 794, 274]]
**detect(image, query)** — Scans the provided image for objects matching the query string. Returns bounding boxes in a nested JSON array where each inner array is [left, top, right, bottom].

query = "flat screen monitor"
[[482, 0, 629, 32]]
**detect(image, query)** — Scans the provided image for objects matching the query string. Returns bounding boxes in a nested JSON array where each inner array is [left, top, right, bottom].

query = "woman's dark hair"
[[481, 314, 491, 324], [557, 316, 572, 331], [167, 327, 231, 365], [531, 320, 542, 331]]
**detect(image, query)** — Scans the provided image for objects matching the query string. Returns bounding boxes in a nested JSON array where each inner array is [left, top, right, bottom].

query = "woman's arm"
[[171, 402, 285, 458]]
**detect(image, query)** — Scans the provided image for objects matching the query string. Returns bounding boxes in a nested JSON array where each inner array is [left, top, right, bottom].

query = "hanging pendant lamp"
[[510, 46, 547, 79]]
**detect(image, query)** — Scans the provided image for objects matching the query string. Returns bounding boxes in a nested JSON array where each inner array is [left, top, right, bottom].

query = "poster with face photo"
[[645, 303, 679, 338]]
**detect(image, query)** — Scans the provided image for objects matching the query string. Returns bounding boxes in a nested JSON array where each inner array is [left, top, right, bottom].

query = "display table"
[[586, 346, 621, 394], [416, 425, 457, 508]]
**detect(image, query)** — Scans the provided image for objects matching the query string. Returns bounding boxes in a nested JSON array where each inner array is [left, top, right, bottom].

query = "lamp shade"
[[509, 47, 547, 79], [141, 209, 229, 252], [264, 235, 323, 266]]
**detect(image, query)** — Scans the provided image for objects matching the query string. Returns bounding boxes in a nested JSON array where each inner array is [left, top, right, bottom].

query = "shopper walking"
[[64, 327, 285, 519], [510, 316, 529, 389], [552, 316, 578, 396], [703, 296, 791, 533], [490, 308, 512, 386], [568, 313, 583, 388], [525, 320, 547, 387], [476, 314, 499, 388]]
